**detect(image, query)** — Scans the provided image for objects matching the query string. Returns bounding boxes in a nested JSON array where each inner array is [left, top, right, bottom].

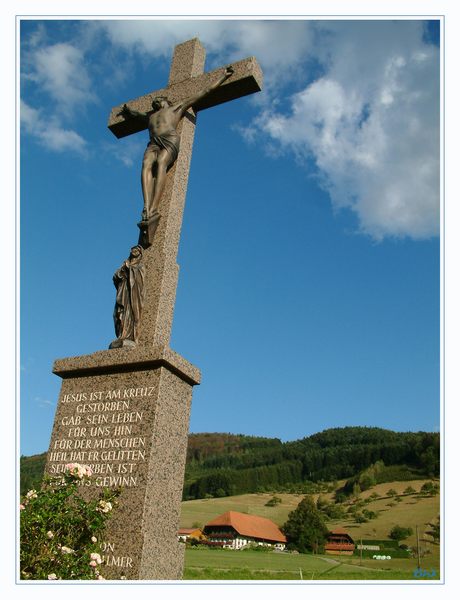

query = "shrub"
[[352, 482, 361, 497], [20, 463, 119, 580], [420, 482, 439, 496], [316, 495, 329, 511], [354, 513, 368, 523], [362, 509, 378, 520], [335, 492, 347, 504], [389, 525, 413, 542], [323, 504, 347, 520], [265, 496, 282, 507], [243, 543, 272, 552], [426, 517, 440, 543], [359, 474, 376, 491]]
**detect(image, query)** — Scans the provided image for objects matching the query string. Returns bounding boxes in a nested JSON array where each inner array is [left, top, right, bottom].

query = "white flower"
[[47, 531, 54, 539], [65, 462, 93, 479], [47, 573, 58, 580], [60, 546, 74, 554], [26, 489, 38, 499], [97, 500, 113, 513], [97, 575, 105, 580], [90, 552, 102, 564], [91, 536, 97, 543], [83, 465, 93, 477]]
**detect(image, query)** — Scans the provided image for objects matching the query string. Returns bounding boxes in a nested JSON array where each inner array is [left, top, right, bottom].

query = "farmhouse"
[[324, 528, 355, 555], [203, 511, 287, 550], [177, 527, 205, 543]]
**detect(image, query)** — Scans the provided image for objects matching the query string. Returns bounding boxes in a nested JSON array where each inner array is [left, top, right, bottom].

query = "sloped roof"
[[204, 511, 287, 543], [328, 528, 354, 542], [178, 528, 202, 535]]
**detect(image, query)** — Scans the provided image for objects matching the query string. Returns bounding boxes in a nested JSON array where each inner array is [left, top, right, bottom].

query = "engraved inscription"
[[48, 386, 155, 487], [101, 542, 134, 571]]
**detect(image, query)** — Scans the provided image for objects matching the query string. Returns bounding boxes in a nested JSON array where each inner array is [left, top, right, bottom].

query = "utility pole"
[[416, 525, 421, 569]]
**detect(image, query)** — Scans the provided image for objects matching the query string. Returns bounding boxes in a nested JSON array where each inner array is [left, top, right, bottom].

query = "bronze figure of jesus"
[[118, 65, 234, 225]]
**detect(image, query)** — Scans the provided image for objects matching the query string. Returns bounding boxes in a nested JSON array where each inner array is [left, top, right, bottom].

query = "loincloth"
[[145, 130, 180, 165]]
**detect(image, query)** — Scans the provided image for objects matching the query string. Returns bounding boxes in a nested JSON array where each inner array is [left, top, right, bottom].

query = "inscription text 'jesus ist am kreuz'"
[[48, 387, 155, 486]]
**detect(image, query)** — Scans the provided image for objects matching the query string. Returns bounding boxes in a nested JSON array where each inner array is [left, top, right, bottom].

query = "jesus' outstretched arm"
[[176, 66, 234, 116]]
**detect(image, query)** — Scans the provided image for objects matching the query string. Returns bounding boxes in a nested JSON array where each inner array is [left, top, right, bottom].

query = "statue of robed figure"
[[109, 245, 145, 349]]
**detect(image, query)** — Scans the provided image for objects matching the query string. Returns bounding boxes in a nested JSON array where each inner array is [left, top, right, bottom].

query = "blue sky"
[[19, 18, 441, 457]]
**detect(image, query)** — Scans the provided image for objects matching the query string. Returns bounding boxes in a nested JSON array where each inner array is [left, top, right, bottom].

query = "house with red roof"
[[324, 528, 355, 555], [203, 511, 287, 550], [177, 527, 205, 543]]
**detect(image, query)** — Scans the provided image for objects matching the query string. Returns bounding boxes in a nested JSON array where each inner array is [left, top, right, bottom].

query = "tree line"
[[183, 427, 439, 499], [20, 426, 439, 498]]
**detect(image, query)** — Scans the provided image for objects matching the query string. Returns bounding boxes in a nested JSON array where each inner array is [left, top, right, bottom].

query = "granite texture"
[[168, 38, 206, 85], [45, 363, 193, 580], [53, 345, 201, 386]]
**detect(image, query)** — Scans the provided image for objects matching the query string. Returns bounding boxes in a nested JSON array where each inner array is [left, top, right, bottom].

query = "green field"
[[180, 480, 440, 580], [183, 547, 440, 580]]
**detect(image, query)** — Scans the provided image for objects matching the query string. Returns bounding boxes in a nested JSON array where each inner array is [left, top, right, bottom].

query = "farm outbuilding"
[[177, 527, 205, 543], [324, 528, 355, 555]]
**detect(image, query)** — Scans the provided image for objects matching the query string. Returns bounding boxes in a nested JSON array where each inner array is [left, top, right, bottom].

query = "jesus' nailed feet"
[[137, 210, 161, 248]]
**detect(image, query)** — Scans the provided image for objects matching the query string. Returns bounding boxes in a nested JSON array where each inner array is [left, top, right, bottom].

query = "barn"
[[324, 528, 355, 555], [177, 527, 205, 543]]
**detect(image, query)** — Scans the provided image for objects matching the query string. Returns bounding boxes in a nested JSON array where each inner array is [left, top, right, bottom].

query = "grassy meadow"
[[183, 547, 439, 580]]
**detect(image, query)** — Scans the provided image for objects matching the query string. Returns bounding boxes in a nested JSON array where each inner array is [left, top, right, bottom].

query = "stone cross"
[[44, 38, 262, 581], [107, 37, 263, 350]]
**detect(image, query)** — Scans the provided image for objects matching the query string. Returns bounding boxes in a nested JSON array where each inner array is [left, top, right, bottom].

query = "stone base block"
[[45, 346, 200, 580]]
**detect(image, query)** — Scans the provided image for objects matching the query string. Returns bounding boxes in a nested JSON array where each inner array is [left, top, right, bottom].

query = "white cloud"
[[34, 396, 54, 409], [21, 33, 93, 154], [94, 19, 313, 93], [25, 42, 96, 116], [253, 20, 440, 240], [21, 101, 87, 154], [102, 137, 145, 168], [94, 19, 439, 240]]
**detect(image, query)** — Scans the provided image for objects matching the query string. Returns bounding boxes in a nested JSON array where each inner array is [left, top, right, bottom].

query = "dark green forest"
[[183, 427, 439, 499], [21, 427, 440, 498]]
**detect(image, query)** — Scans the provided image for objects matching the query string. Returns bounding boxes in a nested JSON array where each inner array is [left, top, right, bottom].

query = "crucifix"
[[46, 39, 263, 579], [107, 38, 263, 349]]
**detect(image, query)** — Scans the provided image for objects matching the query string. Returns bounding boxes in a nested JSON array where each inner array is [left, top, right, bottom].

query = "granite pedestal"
[[45, 346, 200, 579]]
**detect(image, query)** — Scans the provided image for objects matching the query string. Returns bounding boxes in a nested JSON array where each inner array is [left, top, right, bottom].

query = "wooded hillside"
[[21, 427, 440, 498]]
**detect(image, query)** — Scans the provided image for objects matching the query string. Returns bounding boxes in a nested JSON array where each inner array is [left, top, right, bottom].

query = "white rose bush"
[[20, 463, 119, 580]]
